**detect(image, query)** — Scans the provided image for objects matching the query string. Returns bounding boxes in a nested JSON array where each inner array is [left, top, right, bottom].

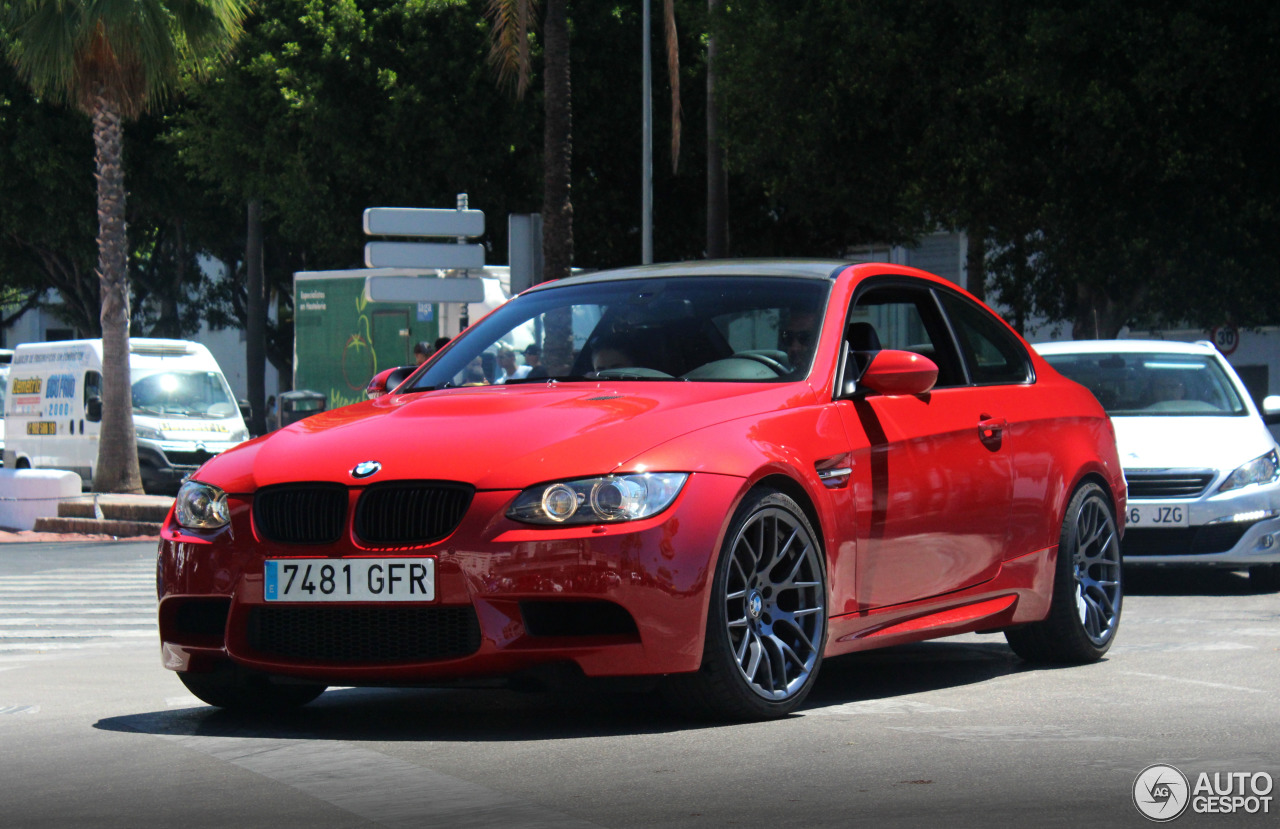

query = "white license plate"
[[1126, 503, 1190, 527], [265, 558, 435, 602]]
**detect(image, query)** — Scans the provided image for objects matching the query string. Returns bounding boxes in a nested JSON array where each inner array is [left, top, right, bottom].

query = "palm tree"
[[486, 0, 680, 372], [4, 0, 248, 493]]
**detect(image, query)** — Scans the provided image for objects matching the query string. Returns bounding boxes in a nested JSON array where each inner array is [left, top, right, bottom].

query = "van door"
[[81, 370, 102, 481], [41, 371, 85, 478]]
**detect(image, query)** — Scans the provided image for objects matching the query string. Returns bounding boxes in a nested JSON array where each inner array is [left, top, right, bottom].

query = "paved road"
[[1, 541, 1277, 828], [0, 546, 155, 657]]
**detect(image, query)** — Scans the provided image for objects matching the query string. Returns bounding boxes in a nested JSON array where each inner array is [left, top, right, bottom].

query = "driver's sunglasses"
[[781, 329, 814, 346]]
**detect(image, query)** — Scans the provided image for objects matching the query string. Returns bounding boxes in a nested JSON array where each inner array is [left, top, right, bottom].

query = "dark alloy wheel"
[[1006, 482, 1122, 663], [669, 489, 827, 720]]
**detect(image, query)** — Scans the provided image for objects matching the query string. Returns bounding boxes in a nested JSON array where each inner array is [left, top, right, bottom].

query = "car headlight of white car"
[[508, 472, 689, 525], [1219, 449, 1280, 493], [175, 480, 231, 529], [135, 424, 164, 440]]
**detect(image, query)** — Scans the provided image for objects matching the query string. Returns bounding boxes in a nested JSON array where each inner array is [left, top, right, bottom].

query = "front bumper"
[[157, 472, 745, 684], [138, 440, 236, 493], [1122, 478, 1280, 566]]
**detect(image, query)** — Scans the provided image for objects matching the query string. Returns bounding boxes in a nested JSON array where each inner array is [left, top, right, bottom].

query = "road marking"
[[147, 726, 602, 829], [1117, 641, 1255, 652], [1120, 670, 1266, 694], [0, 616, 156, 625], [0, 560, 157, 656], [804, 699, 963, 716], [885, 724, 1124, 742], [0, 705, 39, 715], [0, 629, 154, 638]]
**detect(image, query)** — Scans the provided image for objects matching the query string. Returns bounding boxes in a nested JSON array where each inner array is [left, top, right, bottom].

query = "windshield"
[[132, 370, 239, 418], [406, 276, 831, 390], [1044, 352, 1247, 416]]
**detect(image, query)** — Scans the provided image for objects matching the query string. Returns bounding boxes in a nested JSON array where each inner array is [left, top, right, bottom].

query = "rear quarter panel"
[[1006, 363, 1127, 557]]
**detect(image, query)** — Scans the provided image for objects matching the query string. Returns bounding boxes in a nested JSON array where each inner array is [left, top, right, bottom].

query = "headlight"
[[229, 429, 249, 443], [507, 473, 689, 525], [175, 480, 231, 529], [1219, 450, 1280, 493], [135, 424, 164, 440]]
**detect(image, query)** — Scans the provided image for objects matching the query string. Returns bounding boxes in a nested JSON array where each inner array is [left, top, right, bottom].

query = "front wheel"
[[1006, 482, 1122, 663], [178, 664, 326, 712], [667, 489, 827, 720]]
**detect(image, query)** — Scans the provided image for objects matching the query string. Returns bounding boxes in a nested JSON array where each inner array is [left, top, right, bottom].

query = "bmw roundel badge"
[[351, 460, 382, 479]]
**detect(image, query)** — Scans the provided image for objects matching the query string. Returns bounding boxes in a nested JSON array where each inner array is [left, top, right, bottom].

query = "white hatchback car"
[[1036, 339, 1280, 591]]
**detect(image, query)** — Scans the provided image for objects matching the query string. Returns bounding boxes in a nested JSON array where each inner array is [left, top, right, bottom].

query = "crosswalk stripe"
[[0, 559, 157, 655], [0, 630, 155, 639]]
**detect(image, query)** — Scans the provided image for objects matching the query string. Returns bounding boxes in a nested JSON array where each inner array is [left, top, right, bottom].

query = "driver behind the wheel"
[[780, 309, 820, 370], [592, 335, 638, 373]]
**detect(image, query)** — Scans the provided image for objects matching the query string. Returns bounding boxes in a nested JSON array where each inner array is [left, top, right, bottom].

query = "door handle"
[[978, 414, 1007, 441]]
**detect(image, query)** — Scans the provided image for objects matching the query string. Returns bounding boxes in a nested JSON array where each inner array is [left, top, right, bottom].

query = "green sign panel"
[[294, 275, 438, 410]]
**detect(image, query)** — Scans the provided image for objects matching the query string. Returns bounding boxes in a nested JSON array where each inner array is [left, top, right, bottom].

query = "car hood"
[[202, 382, 813, 493], [1112, 415, 1278, 472]]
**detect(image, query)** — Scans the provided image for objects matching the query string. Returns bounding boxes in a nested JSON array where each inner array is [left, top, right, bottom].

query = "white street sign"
[[363, 276, 485, 304], [364, 242, 485, 270], [363, 207, 485, 238]]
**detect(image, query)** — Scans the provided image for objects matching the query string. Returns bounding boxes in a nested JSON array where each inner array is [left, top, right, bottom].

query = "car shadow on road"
[[1123, 565, 1262, 596], [94, 639, 1046, 742]]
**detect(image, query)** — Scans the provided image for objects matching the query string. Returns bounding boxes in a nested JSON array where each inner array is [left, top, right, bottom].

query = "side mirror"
[[86, 396, 103, 422], [365, 365, 416, 400], [1262, 395, 1280, 424], [858, 350, 939, 396]]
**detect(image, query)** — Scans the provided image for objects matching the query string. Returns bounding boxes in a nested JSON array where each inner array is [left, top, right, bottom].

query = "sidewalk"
[[0, 493, 172, 543]]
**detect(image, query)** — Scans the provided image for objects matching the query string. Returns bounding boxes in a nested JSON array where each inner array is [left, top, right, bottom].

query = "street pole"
[[642, 0, 653, 264]]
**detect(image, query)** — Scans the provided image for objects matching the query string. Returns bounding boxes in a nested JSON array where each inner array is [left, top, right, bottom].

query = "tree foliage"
[[711, 0, 1280, 337], [3, 0, 1279, 358]]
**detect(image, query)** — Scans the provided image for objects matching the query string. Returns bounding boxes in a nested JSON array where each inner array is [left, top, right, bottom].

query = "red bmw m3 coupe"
[[157, 261, 1126, 719]]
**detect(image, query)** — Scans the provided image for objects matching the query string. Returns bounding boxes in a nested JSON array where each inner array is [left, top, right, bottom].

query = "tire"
[[1250, 563, 1280, 593], [667, 489, 827, 720], [178, 664, 326, 712], [1006, 482, 1122, 663]]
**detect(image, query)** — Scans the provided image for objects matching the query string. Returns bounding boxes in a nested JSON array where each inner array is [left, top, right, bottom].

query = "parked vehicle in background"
[[0, 356, 9, 467], [1037, 339, 1280, 592], [4, 339, 250, 493], [159, 261, 1126, 720]]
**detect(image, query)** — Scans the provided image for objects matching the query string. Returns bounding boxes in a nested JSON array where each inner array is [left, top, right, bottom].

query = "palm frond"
[[4, 0, 247, 117], [485, 0, 537, 99]]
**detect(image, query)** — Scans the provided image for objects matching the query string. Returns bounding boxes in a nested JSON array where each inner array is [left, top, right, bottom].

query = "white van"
[[3, 339, 249, 493], [0, 361, 9, 467]]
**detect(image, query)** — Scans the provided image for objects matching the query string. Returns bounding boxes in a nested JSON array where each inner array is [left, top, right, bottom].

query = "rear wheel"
[[178, 664, 326, 712], [668, 489, 827, 720], [1006, 482, 1122, 662]]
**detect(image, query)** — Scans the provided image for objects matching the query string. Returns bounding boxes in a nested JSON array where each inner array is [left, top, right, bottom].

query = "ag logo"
[[350, 460, 382, 479], [1134, 764, 1190, 822]]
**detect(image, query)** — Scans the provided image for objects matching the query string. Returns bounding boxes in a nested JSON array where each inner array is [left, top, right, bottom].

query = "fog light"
[[1207, 509, 1276, 525]]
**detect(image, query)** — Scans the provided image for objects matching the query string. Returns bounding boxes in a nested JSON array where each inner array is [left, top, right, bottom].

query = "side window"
[[84, 370, 102, 422], [848, 284, 966, 388], [937, 292, 1032, 385]]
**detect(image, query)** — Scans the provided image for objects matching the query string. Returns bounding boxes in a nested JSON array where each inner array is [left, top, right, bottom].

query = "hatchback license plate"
[[265, 558, 435, 602], [1126, 504, 1190, 527]]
